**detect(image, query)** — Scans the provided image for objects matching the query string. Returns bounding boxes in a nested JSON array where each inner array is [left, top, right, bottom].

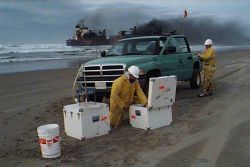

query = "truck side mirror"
[[101, 51, 107, 57], [167, 46, 176, 54]]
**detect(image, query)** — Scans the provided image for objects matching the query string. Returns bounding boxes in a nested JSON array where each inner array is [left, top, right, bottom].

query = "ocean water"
[[0, 43, 249, 74], [0, 44, 110, 74], [0, 44, 110, 63]]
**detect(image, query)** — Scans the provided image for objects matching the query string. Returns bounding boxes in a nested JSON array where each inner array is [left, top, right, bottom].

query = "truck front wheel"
[[190, 69, 201, 89]]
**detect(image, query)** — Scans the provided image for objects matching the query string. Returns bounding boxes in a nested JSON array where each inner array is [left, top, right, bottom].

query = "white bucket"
[[37, 124, 61, 158]]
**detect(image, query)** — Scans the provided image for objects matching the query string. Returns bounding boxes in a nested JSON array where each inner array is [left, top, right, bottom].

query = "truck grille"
[[78, 64, 126, 89]]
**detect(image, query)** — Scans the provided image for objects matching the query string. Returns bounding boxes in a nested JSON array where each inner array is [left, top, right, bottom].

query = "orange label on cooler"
[[159, 85, 165, 90], [39, 138, 46, 144]]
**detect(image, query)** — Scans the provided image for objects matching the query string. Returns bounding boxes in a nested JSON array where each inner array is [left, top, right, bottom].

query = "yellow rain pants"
[[203, 65, 216, 93], [109, 74, 147, 126]]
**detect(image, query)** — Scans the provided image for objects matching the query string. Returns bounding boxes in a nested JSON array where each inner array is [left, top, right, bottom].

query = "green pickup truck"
[[76, 35, 202, 101]]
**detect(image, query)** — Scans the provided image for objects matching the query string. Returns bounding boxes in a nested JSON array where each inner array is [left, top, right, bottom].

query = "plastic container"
[[37, 124, 61, 158]]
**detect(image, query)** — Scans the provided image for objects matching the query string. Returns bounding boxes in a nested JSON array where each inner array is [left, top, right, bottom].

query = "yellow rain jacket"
[[200, 47, 216, 66], [109, 74, 147, 126]]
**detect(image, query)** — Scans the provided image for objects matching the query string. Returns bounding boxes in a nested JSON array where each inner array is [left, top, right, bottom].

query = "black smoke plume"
[[81, 7, 250, 45], [136, 18, 250, 45]]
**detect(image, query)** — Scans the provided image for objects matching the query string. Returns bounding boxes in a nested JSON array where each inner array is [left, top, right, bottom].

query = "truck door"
[[156, 38, 181, 78], [172, 37, 193, 80]]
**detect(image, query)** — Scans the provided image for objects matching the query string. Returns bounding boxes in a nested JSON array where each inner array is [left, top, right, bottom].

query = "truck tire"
[[190, 69, 201, 89]]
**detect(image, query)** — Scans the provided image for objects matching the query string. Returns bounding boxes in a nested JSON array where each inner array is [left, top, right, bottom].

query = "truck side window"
[[169, 38, 181, 53], [166, 37, 190, 54], [162, 38, 179, 55], [174, 38, 189, 53]]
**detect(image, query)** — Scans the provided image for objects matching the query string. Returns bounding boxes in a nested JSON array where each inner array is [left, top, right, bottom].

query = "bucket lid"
[[37, 124, 59, 134]]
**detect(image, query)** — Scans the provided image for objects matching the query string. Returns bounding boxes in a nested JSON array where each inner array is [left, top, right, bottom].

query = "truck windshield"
[[107, 38, 159, 56]]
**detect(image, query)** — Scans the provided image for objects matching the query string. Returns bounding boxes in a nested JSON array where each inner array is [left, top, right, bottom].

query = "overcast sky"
[[0, 0, 249, 44]]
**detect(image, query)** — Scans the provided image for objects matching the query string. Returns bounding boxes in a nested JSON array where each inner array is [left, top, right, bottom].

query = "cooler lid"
[[64, 102, 108, 112], [148, 75, 177, 109]]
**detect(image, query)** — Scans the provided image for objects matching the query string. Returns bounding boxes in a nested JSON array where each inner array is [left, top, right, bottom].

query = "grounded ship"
[[66, 22, 170, 46], [66, 24, 109, 46]]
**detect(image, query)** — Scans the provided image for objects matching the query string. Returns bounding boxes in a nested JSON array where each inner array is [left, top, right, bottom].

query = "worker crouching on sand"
[[197, 39, 216, 97], [109, 65, 148, 128]]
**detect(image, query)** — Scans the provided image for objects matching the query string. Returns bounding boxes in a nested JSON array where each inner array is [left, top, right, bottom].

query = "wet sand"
[[1, 49, 250, 167]]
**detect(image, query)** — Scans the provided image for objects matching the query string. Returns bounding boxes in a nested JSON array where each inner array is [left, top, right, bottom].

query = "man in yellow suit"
[[109, 65, 148, 127], [198, 39, 216, 97]]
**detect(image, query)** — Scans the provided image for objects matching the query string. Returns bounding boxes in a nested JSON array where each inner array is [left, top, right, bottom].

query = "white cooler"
[[129, 105, 172, 130], [129, 75, 177, 130], [63, 102, 110, 140]]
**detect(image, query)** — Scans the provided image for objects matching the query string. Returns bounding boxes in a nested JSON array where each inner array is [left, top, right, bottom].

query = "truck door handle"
[[187, 56, 192, 60]]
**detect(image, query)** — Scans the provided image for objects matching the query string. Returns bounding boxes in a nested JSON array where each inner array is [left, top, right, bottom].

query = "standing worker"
[[197, 39, 216, 97], [109, 65, 148, 128]]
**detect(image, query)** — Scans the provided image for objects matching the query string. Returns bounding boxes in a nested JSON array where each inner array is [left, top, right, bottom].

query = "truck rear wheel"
[[190, 69, 201, 89]]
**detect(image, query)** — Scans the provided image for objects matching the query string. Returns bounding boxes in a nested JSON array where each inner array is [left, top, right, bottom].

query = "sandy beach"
[[1, 49, 250, 167]]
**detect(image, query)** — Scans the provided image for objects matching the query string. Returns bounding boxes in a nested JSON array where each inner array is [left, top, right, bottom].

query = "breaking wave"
[[0, 44, 110, 64], [0, 44, 109, 54]]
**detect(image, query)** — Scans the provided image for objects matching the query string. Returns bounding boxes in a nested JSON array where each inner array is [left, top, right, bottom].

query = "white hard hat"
[[204, 39, 213, 45], [128, 65, 140, 78]]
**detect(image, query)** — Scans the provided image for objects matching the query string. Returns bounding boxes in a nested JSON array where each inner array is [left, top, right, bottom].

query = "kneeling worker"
[[109, 65, 148, 128]]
